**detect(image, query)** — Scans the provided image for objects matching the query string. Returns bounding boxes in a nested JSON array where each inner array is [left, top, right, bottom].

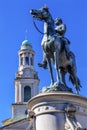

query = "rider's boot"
[[38, 61, 47, 69]]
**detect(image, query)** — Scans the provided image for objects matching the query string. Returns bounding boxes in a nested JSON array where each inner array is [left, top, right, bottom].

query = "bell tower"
[[12, 39, 39, 121]]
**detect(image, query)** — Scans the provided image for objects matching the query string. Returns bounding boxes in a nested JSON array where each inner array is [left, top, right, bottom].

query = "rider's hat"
[[55, 18, 63, 25], [43, 5, 49, 11]]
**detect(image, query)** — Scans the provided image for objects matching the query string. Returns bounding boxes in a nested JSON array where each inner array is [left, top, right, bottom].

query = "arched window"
[[20, 57, 23, 65], [30, 57, 33, 66], [24, 86, 31, 102], [25, 57, 29, 65]]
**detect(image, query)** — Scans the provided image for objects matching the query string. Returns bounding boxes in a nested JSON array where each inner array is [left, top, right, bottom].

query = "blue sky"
[[0, 0, 87, 126]]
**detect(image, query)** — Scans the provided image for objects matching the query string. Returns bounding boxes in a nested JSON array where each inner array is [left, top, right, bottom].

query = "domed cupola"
[[21, 39, 32, 50], [18, 39, 35, 71]]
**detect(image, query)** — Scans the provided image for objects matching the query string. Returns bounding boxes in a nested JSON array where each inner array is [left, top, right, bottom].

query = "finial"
[[25, 29, 28, 40]]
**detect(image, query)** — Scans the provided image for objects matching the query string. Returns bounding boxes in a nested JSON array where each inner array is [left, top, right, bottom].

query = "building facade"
[[0, 39, 39, 129]]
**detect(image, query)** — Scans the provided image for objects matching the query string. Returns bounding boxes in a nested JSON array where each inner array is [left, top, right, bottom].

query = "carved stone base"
[[41, 83, 72, 93], [28, 92, 87, 130]]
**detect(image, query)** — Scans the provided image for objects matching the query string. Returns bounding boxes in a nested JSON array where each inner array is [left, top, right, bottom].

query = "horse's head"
[[30, 6, 51, 21]]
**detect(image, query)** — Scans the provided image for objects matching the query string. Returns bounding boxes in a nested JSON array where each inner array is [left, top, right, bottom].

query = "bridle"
[[33, 17, 47, 35]]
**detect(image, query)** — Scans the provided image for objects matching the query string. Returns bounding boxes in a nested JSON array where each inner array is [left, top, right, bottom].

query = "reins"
[[33, 17, 47, 35]]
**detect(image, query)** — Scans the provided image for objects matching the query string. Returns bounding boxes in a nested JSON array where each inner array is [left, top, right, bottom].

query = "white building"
[[0, 39, 39, 130]]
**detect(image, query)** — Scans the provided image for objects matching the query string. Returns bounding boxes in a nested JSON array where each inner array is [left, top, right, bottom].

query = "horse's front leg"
[[47, 57, 54, 86]]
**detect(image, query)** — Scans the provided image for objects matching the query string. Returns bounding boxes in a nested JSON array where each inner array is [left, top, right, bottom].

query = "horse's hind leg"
[[54, 50, 60, 84], [47, 57, 54, 86], [60, 68, 67, 86]]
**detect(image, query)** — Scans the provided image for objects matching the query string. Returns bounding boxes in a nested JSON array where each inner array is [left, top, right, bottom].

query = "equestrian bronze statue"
[[30, 6, 81, 93]]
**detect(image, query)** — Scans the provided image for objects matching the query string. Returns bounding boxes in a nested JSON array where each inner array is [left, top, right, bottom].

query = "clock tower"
[[12, 39, 39, 121]]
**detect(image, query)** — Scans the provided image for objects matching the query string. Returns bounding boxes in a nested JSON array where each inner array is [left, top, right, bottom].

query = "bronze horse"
[[30, 6, 81, 93]]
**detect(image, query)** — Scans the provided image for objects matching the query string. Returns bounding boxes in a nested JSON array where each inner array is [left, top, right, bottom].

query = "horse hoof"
[[50, 82, 54, 87], [54, 82, 59, 86]]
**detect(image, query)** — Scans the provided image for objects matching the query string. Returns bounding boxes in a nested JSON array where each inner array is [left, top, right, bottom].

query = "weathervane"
[[25, 29, 28, 40]]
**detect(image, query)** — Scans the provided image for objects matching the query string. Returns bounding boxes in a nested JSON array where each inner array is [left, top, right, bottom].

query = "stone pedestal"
[[28, 92, 87, 130]]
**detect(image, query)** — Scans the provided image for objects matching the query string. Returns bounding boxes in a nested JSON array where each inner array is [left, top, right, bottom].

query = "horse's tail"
[[69, 74, 74, 85], [69, 74, 82, 92], [76, 77, 82, 89]]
